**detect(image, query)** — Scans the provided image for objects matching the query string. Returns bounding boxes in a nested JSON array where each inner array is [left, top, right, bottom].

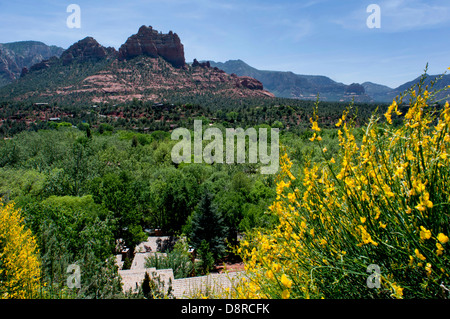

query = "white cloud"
[[381, 0, 450, 31], [333, 0, 450, 32]]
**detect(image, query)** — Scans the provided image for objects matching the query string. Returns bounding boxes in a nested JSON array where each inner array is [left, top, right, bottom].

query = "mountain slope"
[[361, 82, 393, 102], [209, 60, 450, 103], [209, 60, 373, 102], [0, 27, 273, 105], [0, 41, 64, 87], [3, 35, 447, 105], [377, 74, 450, 103], [395, 74, 450, 93]]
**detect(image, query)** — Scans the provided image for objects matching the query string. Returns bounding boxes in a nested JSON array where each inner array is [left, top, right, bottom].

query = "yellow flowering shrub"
[[0, 199, 42, 298], [233, 74, 450, 299]]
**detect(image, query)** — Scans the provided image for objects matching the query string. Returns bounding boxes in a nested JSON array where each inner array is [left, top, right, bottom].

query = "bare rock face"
[[192, 59, 210, 68], [60, 37, 111, 65], [0, 52, 19, 81], [20, 67, 29, 77], [29, 59, 51, 72], [118, 25, 185, 68], [236, 76, 264, 90], [345, 83, 365, 94], [0, 41, 64, 85]]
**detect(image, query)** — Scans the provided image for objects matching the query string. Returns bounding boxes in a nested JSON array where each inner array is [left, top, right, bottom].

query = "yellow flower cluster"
[[0, 199, 42, 299], [231, 77, 450, 299]]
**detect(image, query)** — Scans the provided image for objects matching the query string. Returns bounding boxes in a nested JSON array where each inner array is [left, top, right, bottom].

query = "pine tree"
[[131, 135, 138, 147], [196, 240, 215, 275], [142, 271, 152, 299], [189, 191, 228, 260]]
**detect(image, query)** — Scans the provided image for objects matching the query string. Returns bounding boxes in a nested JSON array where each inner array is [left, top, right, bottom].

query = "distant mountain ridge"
[[0, 41, 64, 86], [371, 74, 450, 102], [209, 60, 450, 103], [209, 60, 372, 102], [361, 82, 392, 101]]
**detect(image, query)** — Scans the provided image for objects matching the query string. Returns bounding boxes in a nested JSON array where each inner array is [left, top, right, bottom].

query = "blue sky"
[[1, 0, 449, 88]]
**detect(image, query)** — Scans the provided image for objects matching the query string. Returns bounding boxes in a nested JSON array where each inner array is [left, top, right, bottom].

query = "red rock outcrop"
[[60, 37, 114, 65], [192, 59, 210, 68], [29, 59, 51, 72], [118, 26, 185, 68], [5, 27, 275, 102], [236, 76, 264, 90]]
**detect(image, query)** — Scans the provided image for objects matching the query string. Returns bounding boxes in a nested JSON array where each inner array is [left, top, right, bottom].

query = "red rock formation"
[[60, 37, 113, 65], [29, 59, 51, 72], [192, 59, 210, 68], [6, 27, 275, 102], [236, 76, 264, 90], [118, 26, 185, 68]]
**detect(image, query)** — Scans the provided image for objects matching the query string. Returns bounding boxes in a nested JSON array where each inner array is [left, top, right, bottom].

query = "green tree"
[[90, 172, 147, 253], [20, 196, 121, 298], [147, 167, 198, 234], [189, 190, 227, 260], [195, 240, 215, 275], [145, 239, 194, 279], [131, 135, 139, 148], [142, 272, 152, 299]]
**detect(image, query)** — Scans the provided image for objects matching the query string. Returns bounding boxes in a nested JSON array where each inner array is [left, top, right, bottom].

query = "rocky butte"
[[60, 36, 117, 65], [118, 25, 185, 68], [2, 25, 274, 103]]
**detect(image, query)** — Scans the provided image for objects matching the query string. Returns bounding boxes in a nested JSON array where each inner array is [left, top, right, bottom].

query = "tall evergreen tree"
[[142, 272, 152, 299], [189, 190, 228, 260]]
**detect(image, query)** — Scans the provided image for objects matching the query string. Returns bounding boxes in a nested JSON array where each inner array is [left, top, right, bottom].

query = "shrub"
[[233, 74, 450, 299], [0, 200, 42, 298], [145, 239, 194, 279], [196, 240, 215, 276]]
